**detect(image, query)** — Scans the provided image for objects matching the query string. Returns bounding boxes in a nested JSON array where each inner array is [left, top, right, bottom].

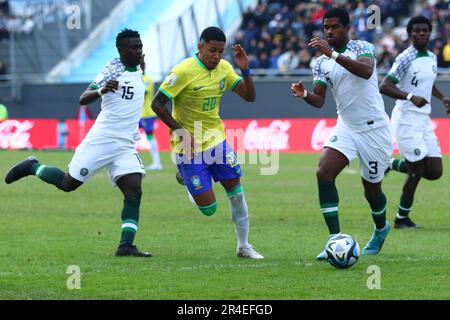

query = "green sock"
[[146, 133, 154, 141], [392, 159, 407, 173], [397, 194, 413, 218], [120, 199, 140, 246], [318, 181, 340, 235], [368, 192, 387, 230], [32, 164, 65, 189]]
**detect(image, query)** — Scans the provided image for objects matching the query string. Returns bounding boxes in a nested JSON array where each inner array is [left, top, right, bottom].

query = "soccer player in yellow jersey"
[[139, 55, 162, 170], [152, 26, 263, 259]]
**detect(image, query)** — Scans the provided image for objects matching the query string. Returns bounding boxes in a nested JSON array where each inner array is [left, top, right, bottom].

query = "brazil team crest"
[[191, 175, 202, 190], [219, 79, 225, 91]]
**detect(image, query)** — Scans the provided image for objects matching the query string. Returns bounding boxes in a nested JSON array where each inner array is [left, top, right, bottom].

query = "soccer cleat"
[[146, 163, 163, 171], [394, 216, 421, 229], [316, 233, 341, 261], [362, 221, 390, 255], [5, 156, 39, 184], [237, 244, 264, 259], [316, 250, 327, 261], [115, 244, 152, 257], [176, 171, 185, 185]]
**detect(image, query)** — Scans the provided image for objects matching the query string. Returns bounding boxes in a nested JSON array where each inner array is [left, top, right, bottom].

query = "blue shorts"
[[176, 140, 242, 196], [139, 117, 156, 133]]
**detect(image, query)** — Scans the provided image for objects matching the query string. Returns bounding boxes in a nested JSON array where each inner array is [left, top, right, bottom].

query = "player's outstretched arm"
[[232, 44, 255, 102], [380, 77, 428, 108], [308, 37, 373, 79], [79, 80, 118, 105], [291, 81, 326, 108], [432, 84, 450, 114]]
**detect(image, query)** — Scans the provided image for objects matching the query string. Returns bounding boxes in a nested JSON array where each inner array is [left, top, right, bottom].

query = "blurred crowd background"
[[232, 0, 450, 72]]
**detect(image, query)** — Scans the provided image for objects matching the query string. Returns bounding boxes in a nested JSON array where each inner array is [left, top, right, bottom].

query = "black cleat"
[[115, 244, 152, 257], [176, 171, 185, 185], [5, 156, 39, 184], [394, 217, 421, 229]]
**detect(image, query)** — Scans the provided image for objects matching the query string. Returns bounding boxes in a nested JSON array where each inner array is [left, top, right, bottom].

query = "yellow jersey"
[[141, 73, 156, 118], [159, 55, 241, 152]]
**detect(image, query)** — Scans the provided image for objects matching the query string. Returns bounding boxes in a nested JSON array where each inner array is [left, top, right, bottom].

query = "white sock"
[[149, 138, 161, 166], [228, 190, 249, 248], [186, 187, 196, 205]]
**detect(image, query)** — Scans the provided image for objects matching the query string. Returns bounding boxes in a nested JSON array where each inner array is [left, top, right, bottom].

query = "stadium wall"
[[4, 80, 450, 120]]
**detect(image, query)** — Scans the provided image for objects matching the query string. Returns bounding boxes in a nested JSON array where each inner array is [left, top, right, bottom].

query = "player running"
[[151, 26, 263, 259], [290, 8, 393, 258], [380, 16, 450, 228], [4, 29, 151, 257]]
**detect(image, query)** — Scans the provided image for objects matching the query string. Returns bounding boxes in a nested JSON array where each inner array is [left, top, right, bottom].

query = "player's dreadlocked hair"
[[407, 16, 432, 35], [200, 26, 226, 43], [323, 7, 350, 27], [116, 28, 140, 49]]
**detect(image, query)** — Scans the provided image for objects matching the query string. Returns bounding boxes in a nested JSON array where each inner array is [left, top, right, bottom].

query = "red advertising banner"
[[2, 118, 450, 154], [0, 119, 58, 150]]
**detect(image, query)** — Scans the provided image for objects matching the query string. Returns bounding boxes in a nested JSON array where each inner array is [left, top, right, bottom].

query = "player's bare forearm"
[[234, 77, 256, 102], [379, 77, 409, 100], [151, 91, 183, 131], [79, 89, 100, 105], [292, 82, 326, 108], [335, 55, 373, 79], [432, 84, 445, 101], [304, 89, 326, 108]]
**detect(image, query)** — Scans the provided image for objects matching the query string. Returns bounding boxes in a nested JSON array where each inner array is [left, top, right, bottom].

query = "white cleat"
[[236, 245, 264, 259], [146, 163, 163, 171]]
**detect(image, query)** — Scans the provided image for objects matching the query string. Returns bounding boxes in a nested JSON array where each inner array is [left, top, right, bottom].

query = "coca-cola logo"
[[0, 120, 34, 149], [243, 120, 291, 151], [311, 119, 335, 151]]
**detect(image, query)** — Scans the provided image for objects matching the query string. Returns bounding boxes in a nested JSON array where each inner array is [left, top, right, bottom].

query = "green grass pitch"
[[0, 150, 449, 299]]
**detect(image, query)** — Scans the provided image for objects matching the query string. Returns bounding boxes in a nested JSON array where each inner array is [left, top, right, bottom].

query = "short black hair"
[[116, 28, 140, 49], [200, 26, 226, 43], [407, 16, 432, 34], [323, 7, 350, 27]]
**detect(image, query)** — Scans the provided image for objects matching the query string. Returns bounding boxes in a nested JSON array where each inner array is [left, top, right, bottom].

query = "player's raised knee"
[[198, 201, 218, 216], [425, 168, 442, 181]]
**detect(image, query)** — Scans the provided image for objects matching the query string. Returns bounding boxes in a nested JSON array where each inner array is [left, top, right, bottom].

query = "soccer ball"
[[325, 233, 360, 269]]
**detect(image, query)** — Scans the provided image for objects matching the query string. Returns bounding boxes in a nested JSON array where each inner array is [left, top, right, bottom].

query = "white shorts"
[[324, 123, 393, 183], [68, 135, 146, 187], [391, 108, 442, 162]]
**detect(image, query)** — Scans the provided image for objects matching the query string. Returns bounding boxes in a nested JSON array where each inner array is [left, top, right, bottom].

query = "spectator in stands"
[[0, 98, 8, 120], [277, 47, 299, 71]]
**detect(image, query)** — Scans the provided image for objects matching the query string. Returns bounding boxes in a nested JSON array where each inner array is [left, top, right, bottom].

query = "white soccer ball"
[[325, 233, 360, 269]]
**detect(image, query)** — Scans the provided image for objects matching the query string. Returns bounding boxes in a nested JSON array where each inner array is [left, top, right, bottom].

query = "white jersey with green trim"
[[387, 46, 437, 115], [313, 40, 389, 132], [87, 58, 145, 143]]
